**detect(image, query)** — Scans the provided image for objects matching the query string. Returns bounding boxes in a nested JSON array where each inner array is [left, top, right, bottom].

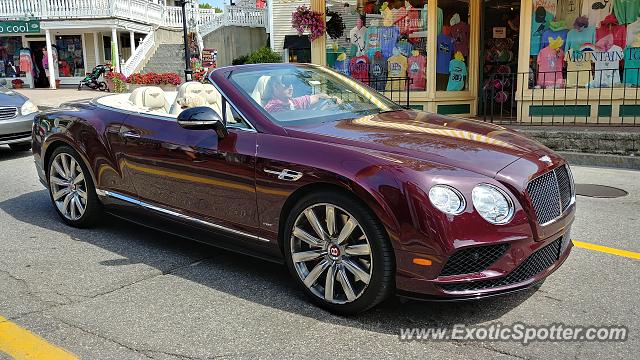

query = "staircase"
[[140, 44, 186, 75]]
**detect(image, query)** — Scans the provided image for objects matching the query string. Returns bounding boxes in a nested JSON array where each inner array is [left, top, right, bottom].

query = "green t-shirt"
[[613, 0, 640, 25]]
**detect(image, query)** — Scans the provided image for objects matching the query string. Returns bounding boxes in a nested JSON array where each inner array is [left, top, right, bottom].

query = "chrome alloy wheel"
[[290, 203, 373, 304], [49, 153, 88, 221]]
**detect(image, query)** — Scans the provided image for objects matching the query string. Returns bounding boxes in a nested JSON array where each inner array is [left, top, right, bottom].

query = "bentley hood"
[[285, 110, 555, 178]]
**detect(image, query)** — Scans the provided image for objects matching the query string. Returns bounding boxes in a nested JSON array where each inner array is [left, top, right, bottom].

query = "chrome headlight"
[[428, 185, 466, 215], [20, 100, 39, 116], [472, 184, 514, 224]]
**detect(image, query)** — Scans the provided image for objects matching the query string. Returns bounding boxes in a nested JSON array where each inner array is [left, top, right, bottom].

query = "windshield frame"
[[225, 64, 403, 127]]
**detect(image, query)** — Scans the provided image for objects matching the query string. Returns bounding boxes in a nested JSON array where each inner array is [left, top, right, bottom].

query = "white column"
[[130, 31, 136, 53], [93, 32, 101, 67], [45, 29, 56, 89], [81, 33, 88, 76], [111, 27, 120, 73]]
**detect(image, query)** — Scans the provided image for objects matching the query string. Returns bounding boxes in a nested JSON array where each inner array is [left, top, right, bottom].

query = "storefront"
[[272, 0, 640, 123]]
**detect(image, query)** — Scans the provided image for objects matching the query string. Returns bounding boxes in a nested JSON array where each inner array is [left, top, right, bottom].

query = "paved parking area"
[[0, 148, 638, 359], [14, 88, 97, 109]]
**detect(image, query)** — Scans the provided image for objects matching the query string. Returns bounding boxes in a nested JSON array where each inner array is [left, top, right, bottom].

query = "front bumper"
[[0, 113, 35, 145]]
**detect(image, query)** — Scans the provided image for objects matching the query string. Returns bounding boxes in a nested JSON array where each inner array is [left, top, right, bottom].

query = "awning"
[[283, 35, 310, 50]]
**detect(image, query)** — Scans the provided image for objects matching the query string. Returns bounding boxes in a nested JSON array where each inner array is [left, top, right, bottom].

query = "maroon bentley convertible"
[[32, 64, 575, 314]]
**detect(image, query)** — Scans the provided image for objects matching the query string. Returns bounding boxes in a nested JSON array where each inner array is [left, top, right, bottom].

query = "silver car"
[[0, 79, 38, 151]]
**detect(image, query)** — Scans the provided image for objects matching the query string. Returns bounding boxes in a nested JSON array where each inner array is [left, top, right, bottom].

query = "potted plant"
[[105, 72, 127, 92], [126, 72, 182, 91], [291, 5, 326, 41], [11, 79, 24, 89]]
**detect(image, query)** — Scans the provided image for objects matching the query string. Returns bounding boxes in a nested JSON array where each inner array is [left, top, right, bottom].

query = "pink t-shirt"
[[408, 55, 426, 90], [264, 95, 311, 112], [537, 46, 565, 87]]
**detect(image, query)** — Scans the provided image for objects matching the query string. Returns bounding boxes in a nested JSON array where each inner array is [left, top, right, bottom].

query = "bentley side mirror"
[[177, 106, 228, 139]]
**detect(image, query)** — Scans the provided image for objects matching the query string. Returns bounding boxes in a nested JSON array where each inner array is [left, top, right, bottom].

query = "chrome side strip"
[[98, 189, 269, 242]]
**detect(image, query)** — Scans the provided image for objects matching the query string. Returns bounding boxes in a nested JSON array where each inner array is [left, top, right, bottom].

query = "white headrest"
[[250, 75, 271, 106], [171, 81, 205, 114], [129, 86, 169, 113]]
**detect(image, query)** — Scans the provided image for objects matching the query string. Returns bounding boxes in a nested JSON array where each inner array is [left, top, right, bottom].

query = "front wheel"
[[47, 146, 102, 227], [283, 191, 395, 315], [98, 81, 108, 92]]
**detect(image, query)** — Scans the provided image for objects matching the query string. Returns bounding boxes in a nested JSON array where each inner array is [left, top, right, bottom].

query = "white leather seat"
[[250, 75, 271, 106], [128, 86, 170, 114], [171, 82, 205, 115], [201, 83, 222, 115]]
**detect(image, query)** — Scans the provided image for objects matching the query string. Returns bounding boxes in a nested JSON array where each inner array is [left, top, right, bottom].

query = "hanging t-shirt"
[[557, 0, 584, 26], [386, 54, 408, 91], [397, 40, 413, 57], [450, 21, 470, 57], [624, 46, 640, 84], [365, 26, 382, 59], [436, 34, 454, 74], [349, 55, 370, 84], [19, 49, 32, 73], [541, 28, 569, 50], [405, 7, 421, 34], [565, 48, 593, 87], [613, 0, 640, 24], [591, 45, 624, 86], [423, 6, 444, 34], [537, 46, 565, 87], [349, 26, 367, 56], [582, 0, 613, 28], [566, 26, 597, 50], [333, 57, 350, 76], [370, 55, 388, 91], [407, 54, 426, 90], [447, 59, 467, 91], [627, 18, 640, 45], [596, 14, 627, 48], [379, 26, 401, 58], [531, 11, 554, 55]]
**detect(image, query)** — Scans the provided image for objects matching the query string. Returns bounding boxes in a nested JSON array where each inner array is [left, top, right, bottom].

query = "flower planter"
[[106, 79, 115, 92], [127, 83, 178, 92], [12, 83, 23, 89]]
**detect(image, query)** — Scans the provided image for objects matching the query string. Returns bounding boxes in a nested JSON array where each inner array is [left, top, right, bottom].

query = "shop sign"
[[493, 27, 506, 39], [0, 20, 40, 34], [202, 48, 217, 68]]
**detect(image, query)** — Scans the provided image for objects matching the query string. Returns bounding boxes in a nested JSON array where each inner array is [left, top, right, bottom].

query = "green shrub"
[[247, 47, 282, 64], [232, 54, 249, 65]]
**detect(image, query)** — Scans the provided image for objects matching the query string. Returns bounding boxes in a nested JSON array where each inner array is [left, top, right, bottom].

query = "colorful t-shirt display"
[[596, 14, 628, 48], [583, 0, 614, 27], [386, 54, 408, 91], [624, 46, 640, 84], [566, 26, 597, 50], [379, 26, 401, 58], [565, 48, 593, 86], [396, 40, 413, 57], [591, 45, 624, 86], [537, 46, 565, 87], [407, 54, 426, 90], [613, 0, 640, 24], [531, 8, 554, 55], [349, 26, 367, 56], [541, 28, 570, 50], [349, 55, 370, 84], [557, 0, 584, 26], [450, 21, 470, 56], [365, 26, 382, 59], [370, 54, 388, 91], [628, 18, 640, 44], [436, 34, 454, 74], [447, 59, 467, 91]]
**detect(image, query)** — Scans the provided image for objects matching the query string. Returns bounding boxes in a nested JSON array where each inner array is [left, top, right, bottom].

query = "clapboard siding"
[[271, 0, 307, 55]]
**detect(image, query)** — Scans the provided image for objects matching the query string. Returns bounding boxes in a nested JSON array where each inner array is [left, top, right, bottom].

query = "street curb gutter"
[[558, 151, 640, 170]]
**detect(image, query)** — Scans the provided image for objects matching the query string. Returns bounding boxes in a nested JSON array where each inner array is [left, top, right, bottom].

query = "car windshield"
[[228, 65, 402, 126]]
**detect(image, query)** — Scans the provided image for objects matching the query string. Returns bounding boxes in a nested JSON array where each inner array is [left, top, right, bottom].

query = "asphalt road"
[[0, 147, 638, 359]]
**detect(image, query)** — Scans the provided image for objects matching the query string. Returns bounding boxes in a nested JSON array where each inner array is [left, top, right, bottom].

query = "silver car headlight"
[[428, 185, 466, 215], [472, 184, 514, 224], [21, 100, 39, 116]]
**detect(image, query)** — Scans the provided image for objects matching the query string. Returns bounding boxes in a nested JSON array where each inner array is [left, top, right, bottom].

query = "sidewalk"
[[14, 87, 100, 109]]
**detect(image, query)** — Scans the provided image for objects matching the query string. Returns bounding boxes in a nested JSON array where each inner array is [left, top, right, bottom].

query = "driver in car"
[[263, 75, 342, 112]]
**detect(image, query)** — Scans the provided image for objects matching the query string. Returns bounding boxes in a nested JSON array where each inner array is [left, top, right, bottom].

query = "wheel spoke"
[[53, 187, 71, 201], [336, 217, 357, 245], [303, 259, 330, 288], [304, 208, 328, 241], [338, 268, 356, 301], [70, 196, 77, 219], [324, 263, 336, 301], [73, 172, 84, 185], [68, 159, 77, 178], [292, 250, 325, 263], [293, 227, 323, 248], [325, 205, 336, 237], [344, 243, 371, 256], [50, 175, 69, 187], [343, 258, 370, 284], [52, 160, 67, 179], [61, 154, 71, 178], [62, 193, 72, 216], [76, 189, 88, 201], [75, 195, 86, 213]]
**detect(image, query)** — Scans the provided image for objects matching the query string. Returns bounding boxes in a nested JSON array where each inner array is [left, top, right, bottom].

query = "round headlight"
[[472, 184, 514, 224], [21, 100, 39, 116], [428, 185, 466, 215]]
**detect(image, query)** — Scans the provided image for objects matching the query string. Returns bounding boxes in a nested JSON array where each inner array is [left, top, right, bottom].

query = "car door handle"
[[121, 131, 141, 139]]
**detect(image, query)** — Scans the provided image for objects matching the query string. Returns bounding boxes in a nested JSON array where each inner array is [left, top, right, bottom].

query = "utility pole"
[[177, 0, 192, 81]]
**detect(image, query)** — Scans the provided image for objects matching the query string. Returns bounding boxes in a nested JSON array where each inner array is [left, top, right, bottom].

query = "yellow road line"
[[572, 240, 640, 260], [0, 315, 77, 360]]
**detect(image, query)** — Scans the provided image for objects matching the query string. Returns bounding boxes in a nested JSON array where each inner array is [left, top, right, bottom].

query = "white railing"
[[225, 6, 265, 28], [123, 30, 155, 76], [163, 5, 183, 27]]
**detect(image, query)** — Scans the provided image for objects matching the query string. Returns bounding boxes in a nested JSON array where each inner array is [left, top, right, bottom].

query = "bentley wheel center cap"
[[328, 244, 341, 260]]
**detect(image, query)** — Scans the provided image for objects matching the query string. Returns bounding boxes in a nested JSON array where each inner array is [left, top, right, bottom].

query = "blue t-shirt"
[[540, 29, 569, 51], [333, 58, 350, 76], [447, 59, 467, 91], [566, 27, 596, 52], [379, 26, 400, 59], [624, 47, 640, 85], [436, 34, 454, 74], [397, 40, 413, 57]]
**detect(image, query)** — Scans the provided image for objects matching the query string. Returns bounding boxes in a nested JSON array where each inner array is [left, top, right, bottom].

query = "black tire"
[[47, 145, 102, 228], [8, 143, 31, 152], [283, 191, 395, 315], [98, 81, 108, 92]]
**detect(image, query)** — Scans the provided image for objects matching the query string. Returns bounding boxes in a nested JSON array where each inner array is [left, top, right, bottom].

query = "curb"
[[558, 151, 640, 170]]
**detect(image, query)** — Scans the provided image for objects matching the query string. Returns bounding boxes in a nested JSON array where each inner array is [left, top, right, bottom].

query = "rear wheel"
[[98, 81, 108, 92], [47, 146, 101, 227], [283, 191, 395, 315], [9, 143, 31, 152]]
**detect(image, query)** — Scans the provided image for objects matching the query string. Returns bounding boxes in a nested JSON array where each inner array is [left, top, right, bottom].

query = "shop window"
[[436, 0, 470, 92], [55, 35, 85, 77], [529, 0, 640, 89], [0, 36, 22, 78], [327, 0, 429, 92]]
